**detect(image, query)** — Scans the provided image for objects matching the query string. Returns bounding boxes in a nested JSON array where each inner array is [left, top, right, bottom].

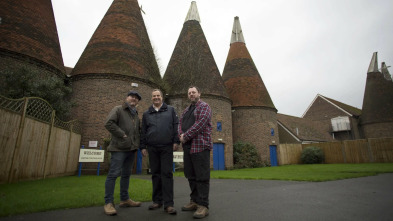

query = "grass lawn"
[[207, 163, 393, 181], [1, 163, 392, 217], [0, 176, 152, 217]]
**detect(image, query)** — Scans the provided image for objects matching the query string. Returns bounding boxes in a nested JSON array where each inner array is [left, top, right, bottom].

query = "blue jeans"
[[104, 151, 136, 204]]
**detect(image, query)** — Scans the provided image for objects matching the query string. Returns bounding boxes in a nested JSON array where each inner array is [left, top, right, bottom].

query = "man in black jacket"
[[140, 89, 180, 215]]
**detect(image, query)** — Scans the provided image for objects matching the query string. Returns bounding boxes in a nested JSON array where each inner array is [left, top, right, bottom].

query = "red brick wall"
[[71, 75, 158, 171], [362, 122, 393, 138], [232, 107, 279, 163], [303, 96, 363, 140]]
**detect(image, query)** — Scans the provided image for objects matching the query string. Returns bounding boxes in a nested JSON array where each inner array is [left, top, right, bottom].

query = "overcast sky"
[[52, 0, 393, 117]]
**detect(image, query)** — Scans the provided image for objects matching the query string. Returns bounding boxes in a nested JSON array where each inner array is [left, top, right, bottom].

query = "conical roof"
[[0, 0, 65, 74], [222, 17, 275, 109], [361, 52, 393, 125], [163, 1, 228, 98], [71, 0, 161, 85]]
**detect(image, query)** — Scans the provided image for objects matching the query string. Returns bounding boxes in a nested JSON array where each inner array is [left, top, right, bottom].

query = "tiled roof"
[[71, 0, 161, 85], [320, 95, 362, 116], [0, 0, 65, 73], [222, 16, 275, 109], [277, 113, 335, 142], [163, 17, 228, 98], [222, 42, 275, 109]]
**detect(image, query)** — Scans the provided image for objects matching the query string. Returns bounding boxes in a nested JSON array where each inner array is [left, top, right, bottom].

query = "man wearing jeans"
[[179, 86, 212, 219], [103, 91, 142, 215]]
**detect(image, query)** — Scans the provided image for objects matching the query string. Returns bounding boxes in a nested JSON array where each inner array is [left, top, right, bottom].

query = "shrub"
[[301, 146, 325, 164], [233, 141, 263, 169], [0, 67, 73, 120]]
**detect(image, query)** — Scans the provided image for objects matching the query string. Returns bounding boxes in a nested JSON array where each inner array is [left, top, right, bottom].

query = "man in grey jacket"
[[103, 91, 142, 216], [140, 89, 180, 215]]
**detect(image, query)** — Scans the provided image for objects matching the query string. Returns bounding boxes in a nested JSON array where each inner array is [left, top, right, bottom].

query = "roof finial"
[[185, 1, 201, 23], [367, 52, 379, 73], [230, 16, 245, 44], [381, 62, 392, 80]]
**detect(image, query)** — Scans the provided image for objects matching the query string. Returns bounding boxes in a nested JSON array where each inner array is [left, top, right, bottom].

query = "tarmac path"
[[1, 173, 392, 221]]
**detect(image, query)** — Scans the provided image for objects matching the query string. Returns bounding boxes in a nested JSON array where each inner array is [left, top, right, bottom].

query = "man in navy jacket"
[[140, 89, 180, 215]]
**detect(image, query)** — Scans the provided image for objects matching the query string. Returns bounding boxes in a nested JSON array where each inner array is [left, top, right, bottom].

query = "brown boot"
[[193, 205, 209, 219], [119, 199, 142, 207], [148, 203, 163, 210], [104, 203, 117, 215], [181, 200, 198, 211], [165, 206, 177, 215]]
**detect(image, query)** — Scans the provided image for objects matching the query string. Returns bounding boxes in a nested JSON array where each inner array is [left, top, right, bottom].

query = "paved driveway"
[[1, 173, 392, 221]]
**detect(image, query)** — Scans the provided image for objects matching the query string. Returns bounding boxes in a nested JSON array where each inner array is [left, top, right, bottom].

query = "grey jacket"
[[105, 103, 140, 151]]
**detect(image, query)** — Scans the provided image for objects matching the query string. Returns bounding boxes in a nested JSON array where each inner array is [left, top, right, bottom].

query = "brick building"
[[361, 52, 393, 138], [302, 94, 363, 141], [1, 1, 392, 172], [70, 0, 162, 148], [163, 2, 233, 169], [278, 113, 335, 144], [222, 17, 279, 163], [0, 0, 65, 87]]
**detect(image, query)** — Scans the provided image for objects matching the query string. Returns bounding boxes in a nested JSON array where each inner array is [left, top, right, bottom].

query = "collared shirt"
[[178, 100, 213, 153], [153, 103, 163, 112]]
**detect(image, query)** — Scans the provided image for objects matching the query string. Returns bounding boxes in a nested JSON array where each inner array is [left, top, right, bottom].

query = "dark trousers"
[[183, 145, 210, 208], [148, 146, 174, 208]]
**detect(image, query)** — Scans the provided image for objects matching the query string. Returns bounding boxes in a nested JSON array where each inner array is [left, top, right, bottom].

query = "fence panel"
[[0, 96, 81, 183], [278, 138, 393, 165], [304, 142, 345, 163], [369, 138, 393, 163], [343, 139, 370, 163], [45, 128, 71, 177], [65, 133, 82, 174], [13, 118, 50, 181], [278, 144, 302, 165], [0, 109, 21, 182]]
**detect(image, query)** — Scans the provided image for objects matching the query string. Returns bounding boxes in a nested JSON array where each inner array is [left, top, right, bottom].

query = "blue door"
[[213, 143, 225, 170], [269, 145, 278, 166]]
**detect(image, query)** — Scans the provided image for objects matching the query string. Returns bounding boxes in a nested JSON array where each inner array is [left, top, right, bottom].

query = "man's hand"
[[180, 134, 185, 143], [141, 149, 148, 157], [173, 143, 179, 151]]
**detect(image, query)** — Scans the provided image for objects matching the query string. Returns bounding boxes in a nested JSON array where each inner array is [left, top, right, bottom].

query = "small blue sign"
[[217, 122, 222, 132], [271, 128, 274, 136]]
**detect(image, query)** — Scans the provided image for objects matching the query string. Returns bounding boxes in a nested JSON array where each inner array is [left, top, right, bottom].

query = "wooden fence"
[[0, 96, 81, 183], [278, 138, 393, 165]]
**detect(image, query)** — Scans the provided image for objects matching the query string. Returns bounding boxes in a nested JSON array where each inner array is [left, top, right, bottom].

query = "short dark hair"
[[188, 86, 200, 93], [152, 89, 163, 98]]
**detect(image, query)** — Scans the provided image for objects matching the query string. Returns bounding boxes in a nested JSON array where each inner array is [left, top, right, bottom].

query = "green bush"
[[0, 67, 73, 120], [233, 141, 263, 169], [301, 146, 325, 164]]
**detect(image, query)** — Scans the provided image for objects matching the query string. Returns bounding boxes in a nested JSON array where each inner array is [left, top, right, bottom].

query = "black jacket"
[[140, 103, 180, 148]]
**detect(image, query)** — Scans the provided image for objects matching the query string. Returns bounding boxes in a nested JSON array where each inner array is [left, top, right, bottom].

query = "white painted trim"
[[319, 95, 352, 116], [301, 94, 352, 118], [301, 94, 319, 118]]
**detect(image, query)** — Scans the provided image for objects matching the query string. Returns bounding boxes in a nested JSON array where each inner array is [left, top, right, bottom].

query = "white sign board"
[[173, 152, 184, 163], [88, 141, 98, 148], [79, 149, 105, 162]]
